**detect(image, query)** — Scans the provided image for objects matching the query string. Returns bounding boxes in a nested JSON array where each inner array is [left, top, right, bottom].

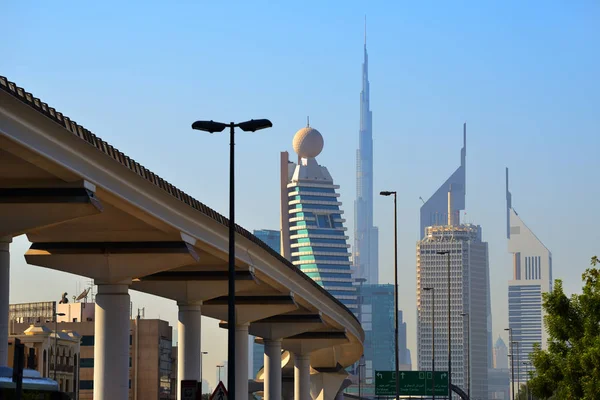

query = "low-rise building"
[[9, 301, 176, 399], [8, 324, 81, 398]]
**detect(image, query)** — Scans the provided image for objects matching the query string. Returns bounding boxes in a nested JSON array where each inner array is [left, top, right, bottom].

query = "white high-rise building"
[[417, 190, 490, 399], [506, 168, 552, 387]]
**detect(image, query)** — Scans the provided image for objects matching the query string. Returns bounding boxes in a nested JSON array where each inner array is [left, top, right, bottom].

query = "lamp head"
[[437, 251, 450, 255], [380, 191, 395, 196], [423, 287, 433, 291], [191, 120, 228, 133], [237, 119, 273, 132]]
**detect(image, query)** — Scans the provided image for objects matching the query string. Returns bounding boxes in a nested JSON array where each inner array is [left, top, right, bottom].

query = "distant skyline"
[[2, 1, 599, 391]]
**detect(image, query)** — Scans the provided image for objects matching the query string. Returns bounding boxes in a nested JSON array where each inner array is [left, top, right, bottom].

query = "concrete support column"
[[177, 303, 202, 400], [264, 339, 282, 400], [93, 283, 130, 400], [236, 323, 250, 400], [0, 237, 11, 367], [294, 354, 311, 400]]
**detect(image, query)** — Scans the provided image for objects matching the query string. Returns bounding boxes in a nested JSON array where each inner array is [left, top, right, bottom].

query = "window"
[[159, 337, 173, 397], [80, 358, 94, 368], [80, 336, 94, 346], [80, 380, 94, 390]]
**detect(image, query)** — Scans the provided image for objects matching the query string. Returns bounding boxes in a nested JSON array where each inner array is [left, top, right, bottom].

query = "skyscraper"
[[417, 192, 490, 399], [397, 310, 412, 370], [253, 230, 281, 254], [419, 124, 466, 239], [418, 124, 494, 370], [280, 124, 357, 310], [506, 168, 552, 387], [357, 284, 395, 385], [493, 336, 509, 369], [354, 26, 379, 284], [347, 284, 411, 397]]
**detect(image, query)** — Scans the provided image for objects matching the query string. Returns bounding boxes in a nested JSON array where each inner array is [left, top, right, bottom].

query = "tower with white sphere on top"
[[278, 121, 357, 311]]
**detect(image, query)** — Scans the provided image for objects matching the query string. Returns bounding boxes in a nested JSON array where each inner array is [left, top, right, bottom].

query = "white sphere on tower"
[[292, 122, 324, 159]]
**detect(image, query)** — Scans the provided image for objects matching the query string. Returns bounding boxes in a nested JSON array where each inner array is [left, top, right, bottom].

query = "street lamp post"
[[200, 351, 208, 393], [192, 119, 272, 400], [358, 360, 365, 400], [380, 191, 398, 400], [460, 313, 470, 400], [513, 341, 521, 398], [217, 364, 224, 383], [53, 312, 65, 381], [505, 328, 514, 400], [356, 277, 366, 400], [424, 287, 435, 400], [436, 250, 451, 399], [523, 362, 532, 400]]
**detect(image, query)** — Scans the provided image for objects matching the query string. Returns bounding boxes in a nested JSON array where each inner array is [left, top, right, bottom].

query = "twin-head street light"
[[423, 287, 435, 400], [53, 312, 65, 380], [192, 118, 272, 400], [379, 191, 398, 400], [436, 250, 451, 399]]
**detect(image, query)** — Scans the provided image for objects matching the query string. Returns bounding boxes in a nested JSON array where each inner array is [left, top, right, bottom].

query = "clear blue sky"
[[2, 0, 599, 388]]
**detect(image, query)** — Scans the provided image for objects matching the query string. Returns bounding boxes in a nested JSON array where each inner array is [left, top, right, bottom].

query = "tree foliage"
[[528, 256, 600, 399]]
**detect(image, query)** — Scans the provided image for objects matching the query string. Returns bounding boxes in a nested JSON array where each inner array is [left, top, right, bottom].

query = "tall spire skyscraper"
[[354, 22, 379, 284]]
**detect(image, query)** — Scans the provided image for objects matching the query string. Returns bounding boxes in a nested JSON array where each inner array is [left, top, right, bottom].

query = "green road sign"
[[375, 370, 449, 396]]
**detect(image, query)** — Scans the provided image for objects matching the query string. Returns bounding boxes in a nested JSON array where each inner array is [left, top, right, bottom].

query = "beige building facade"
[[8, 324, 81, 397], [9, 301, 176, 399]]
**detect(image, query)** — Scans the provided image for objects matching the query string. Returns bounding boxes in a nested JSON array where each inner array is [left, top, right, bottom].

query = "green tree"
[[516, 382, 542, 400], [528, 256, 600, 399]]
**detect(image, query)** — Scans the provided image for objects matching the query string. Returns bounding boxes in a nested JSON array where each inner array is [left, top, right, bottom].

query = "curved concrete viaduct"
[[0, 76, 363, 400]]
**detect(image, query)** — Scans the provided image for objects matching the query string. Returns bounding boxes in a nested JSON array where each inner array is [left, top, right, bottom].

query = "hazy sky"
[[2, 0, 599, 390]]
